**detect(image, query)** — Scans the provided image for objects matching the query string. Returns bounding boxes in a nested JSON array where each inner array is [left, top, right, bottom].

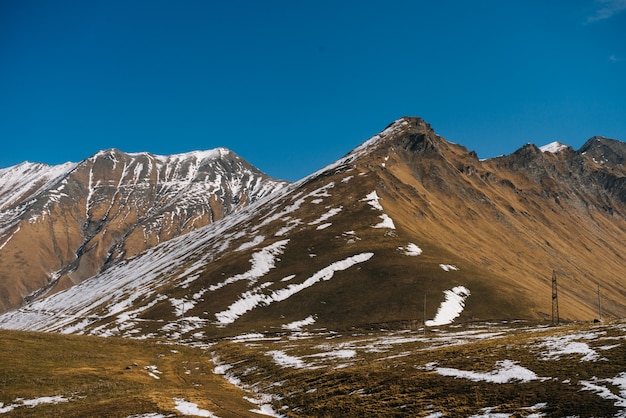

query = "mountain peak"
[[348, 116, 440, 157], [579, 136, 626, 166], [539, 141, 569, 153]]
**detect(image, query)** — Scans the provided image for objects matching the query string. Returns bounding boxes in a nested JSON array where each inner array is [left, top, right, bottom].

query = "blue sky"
[[1, 1, 625, 181]]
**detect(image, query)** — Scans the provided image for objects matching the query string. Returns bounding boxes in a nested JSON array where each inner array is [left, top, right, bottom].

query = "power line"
[[552, 270, 559, 325]]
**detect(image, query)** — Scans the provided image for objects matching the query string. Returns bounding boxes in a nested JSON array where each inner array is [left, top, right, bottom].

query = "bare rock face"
[[0, 148, 288, 312]]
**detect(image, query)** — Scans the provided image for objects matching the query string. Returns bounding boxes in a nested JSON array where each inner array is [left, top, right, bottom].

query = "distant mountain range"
[[0, 117, 624, 339]]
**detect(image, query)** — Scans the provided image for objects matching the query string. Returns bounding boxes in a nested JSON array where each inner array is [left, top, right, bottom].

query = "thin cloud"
[[609, 54, 624, 62], [587, 0, 626, 22]]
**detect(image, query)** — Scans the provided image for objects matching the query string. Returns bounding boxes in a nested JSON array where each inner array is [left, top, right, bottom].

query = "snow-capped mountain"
[[0, 148, 288, 312], [0, 117, 625, 339]]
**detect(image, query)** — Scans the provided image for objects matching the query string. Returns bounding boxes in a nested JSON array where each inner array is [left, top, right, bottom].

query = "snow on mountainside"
[[0, 161, 78, 235], [1, 117, 625, 340], [0, 148, 288, 313], [539, 141, 568, 153]]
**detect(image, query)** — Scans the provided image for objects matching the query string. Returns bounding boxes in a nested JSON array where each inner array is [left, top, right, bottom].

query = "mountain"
[[0, 117, 625, 340], [0, 148, 288, 313]]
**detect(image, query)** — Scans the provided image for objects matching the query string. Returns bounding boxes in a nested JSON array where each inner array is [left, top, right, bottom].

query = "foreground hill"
[[0, 117, 624, 339], [0, 149, 287, 312], [2, 321, 626, 417]]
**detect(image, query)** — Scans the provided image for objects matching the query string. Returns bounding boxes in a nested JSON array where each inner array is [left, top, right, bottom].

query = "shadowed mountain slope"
[[0, 117, 624, 338]]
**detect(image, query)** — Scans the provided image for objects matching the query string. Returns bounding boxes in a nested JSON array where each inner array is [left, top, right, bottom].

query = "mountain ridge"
[[0, 116, 624, 340], [0, 147, 288, 312]]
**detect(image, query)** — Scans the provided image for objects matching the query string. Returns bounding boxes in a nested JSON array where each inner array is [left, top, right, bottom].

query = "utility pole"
[[423, 292, 426, 335], [552, 270, 559, 325], [597, 284, 602, 322]]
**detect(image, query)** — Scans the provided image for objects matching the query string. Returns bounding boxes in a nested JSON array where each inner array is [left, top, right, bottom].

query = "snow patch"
[[580, 373, 626, 413], [145, 365, 162, 379], [209, 240, 289, 291], [436, 360, 541, 383], [0, 395, 70, 413], [540, 141, 568, 153], [537, 332, 605, 362], [309, 206, 342, 225], [426, 286, 470, 326], [361, 191, 384, 210], [173, 398, 218, 417], [399, 243, 422, 256], [439, 264, 459, 272], [236, 235, 265, 251], [267, 350, 307, 369], [373, 213, 396, 229], [282, 315, 316, 331]]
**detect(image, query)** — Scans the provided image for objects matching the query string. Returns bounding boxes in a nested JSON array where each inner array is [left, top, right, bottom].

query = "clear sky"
[[1, 1, 625, 181]]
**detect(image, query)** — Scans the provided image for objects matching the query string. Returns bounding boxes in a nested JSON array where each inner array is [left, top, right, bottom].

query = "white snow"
[[580, 373, 626, 413], [245, 395, 283, 417], [0, 395, 70, 413], [361, 191, 396, 229], [308, 349, 357, 360], [425, 286, 470, 326], [145, 365, 162, 379], [469, 407, 512, 418], [439, 264, 459, 271], [309, 206, 342, 225], [398, 243, 423, 256], [539, 141, 568, 153], [214, 253, 374, 325], [173, 398, 219, 417], [236, 235, 266, 251], [267, 350, 307, 369], [537, 332, 604, 362], [282, 315, 316, 331], [361, 191, 384, 210], [373, 213, 396, 229], [209, 240, 289, 291], [436, 360, 541, 383]]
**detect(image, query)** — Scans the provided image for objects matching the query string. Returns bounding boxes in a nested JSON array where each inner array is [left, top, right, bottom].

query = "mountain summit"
[[0, 117, 625, 339], [0, 148, 287, 312]]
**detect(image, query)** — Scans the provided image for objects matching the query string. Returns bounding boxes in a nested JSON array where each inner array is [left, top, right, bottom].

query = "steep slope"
[[1, 117, 624, 339], [0, 149, 287, 312]]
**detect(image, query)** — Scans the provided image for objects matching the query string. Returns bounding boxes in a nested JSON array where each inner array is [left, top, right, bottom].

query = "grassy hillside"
[[0, 330, 258, 417], [3, 321, 626, 417], [212, 320, 626, 417]]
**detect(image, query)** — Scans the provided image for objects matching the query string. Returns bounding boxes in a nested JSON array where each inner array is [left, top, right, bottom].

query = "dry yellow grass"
[[0, 329, 258, 417]]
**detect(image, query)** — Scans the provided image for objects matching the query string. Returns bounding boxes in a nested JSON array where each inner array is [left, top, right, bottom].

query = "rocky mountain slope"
[[0, 117, 624, 338], [0, 149, 287, 312]]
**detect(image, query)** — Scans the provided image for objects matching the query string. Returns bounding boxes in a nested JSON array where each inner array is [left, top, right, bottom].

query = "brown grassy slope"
[[0, 329, 258, 417], [211, 321, 626, 417], [361, 121, 626, 321], [122, 120, 625, 337]]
